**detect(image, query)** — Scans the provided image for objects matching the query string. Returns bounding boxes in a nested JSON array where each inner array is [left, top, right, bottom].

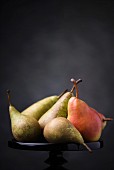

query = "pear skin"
[[39, 79, 82, 129], [39, 92, 73, 129], [22, 96, 58, 120], [9, 106, 41, 142], [94, 111, 113, 130], [68, 97, 102, 141], [7, 90, 41, 142], [44, 117, 92, 152], [67, 79, 103, 142], [22, 89, 68, 120]]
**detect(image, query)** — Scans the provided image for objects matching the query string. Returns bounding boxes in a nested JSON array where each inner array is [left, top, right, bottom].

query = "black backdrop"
[[0, 1, 114, 170]]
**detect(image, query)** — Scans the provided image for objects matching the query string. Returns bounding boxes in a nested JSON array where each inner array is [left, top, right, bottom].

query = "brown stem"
[[58, 89, 68, 99], [103, 118, 113, 122], [58, 79, 82, 99], [70, 79, 82, 93], [71, 78, 82, 98], [7, 89, 11, 106], [83, 143, 92, 153]]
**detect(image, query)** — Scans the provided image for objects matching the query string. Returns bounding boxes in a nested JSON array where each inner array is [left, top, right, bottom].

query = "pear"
[[22, 89, 67, 120], [67, 78, 103, 142], [94, 111, 113, 130], [44, 117, 92, 152], [38, 79, 82, 129], [88, 106, 112, 130], [7, 90, 41, 142]]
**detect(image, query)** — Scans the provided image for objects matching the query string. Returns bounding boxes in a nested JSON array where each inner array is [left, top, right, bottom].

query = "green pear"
[[44, 117, 92, 152], [22, 89, 67, 120], [38, 79, 82, 129], [7, 90, 41, 142]]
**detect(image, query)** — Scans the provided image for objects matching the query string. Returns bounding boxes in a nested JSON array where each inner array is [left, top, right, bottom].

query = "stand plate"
[[8, 140, 103, 151]]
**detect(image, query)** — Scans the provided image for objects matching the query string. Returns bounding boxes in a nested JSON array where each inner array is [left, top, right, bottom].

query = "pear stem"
[[7, 89, 11, 106], [59, 79, 82, 99], [103, 118, 113, 122], [83, 143, 92, 153], [71, 78, 82, 98], [58, 89, 68, 99], [70, 79, 82, 93]]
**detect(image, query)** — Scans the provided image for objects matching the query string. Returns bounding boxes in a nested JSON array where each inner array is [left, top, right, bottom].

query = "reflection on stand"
[[44, 151, 68, 170]]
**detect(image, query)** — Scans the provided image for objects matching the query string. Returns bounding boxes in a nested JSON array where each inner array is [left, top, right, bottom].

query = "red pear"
[[67, 78, 103, 142], [88, 107, 113, 130], [95, 111, 113, 130]]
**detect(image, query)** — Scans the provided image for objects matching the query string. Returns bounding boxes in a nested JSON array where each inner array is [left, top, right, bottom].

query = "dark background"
[[0, 0, 114, 170]]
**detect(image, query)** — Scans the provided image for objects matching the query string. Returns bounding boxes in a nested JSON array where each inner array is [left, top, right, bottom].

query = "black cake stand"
[[8, 138, 103, 169], [8, 139, 103, 151]]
